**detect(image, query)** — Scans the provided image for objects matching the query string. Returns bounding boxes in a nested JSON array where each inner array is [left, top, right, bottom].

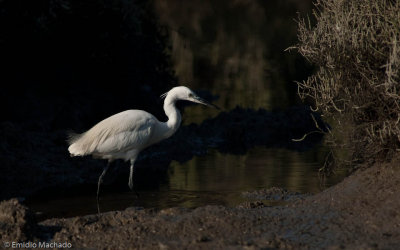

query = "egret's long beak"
[[192, 96, 221, 110]]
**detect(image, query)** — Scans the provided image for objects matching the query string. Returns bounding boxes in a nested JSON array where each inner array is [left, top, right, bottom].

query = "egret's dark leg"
[[129, 159, 139, 197], [97, 161, 110, 214]]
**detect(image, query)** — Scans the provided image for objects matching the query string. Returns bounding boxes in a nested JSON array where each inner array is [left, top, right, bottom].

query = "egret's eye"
[[188, 93, 194, 98]]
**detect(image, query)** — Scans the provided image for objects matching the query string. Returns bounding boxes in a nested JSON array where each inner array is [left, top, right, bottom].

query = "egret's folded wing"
[[94, 120, 155, 154], [68, 110, 157, 156]]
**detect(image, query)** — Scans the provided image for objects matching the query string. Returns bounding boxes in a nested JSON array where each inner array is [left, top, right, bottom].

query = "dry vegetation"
[[295, 0, 400, 168]]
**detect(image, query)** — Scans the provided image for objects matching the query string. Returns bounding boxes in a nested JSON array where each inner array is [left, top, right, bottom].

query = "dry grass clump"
[[295, 0, 400, 167]]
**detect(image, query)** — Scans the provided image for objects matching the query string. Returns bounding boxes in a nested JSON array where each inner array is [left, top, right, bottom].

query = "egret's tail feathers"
[[67, 131, 87, 156], [67, 131, 83, 144]]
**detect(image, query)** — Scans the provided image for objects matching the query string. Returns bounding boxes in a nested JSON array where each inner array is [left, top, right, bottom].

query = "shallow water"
[[29, 146, 345, 220]]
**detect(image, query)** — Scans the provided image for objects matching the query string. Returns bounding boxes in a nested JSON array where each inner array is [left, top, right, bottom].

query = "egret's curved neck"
[[162, 94, 182, 138]]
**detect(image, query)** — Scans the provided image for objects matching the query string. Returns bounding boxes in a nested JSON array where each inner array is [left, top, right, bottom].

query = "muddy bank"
[[0, 105, 324, 201], [1, 156, 399, 249], [242, 187, 310, 201]]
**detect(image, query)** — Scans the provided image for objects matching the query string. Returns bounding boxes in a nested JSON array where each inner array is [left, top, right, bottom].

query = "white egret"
[[67, 86, 218, 208]]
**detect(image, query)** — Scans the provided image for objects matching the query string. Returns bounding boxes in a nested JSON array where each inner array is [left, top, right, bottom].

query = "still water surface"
[[30, 147, 345, 220], [29, 0, 348, 219]]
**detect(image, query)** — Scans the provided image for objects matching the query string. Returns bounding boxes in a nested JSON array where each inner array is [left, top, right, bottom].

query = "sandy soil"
[[1, 155, 399, 249]]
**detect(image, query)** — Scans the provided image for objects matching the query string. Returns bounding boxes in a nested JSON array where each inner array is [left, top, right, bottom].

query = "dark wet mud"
[[242, 187, 311, 202]]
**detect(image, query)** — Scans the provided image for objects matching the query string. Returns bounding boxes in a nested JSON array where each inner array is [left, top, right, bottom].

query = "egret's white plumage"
[[68, 110, 159, 161], [67, 86, 218, 209]]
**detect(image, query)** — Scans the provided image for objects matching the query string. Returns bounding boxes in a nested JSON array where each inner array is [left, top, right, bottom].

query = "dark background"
[[0, 0, 174, 133]]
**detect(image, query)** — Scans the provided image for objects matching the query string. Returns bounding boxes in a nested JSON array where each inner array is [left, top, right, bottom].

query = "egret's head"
[[161, 86, 220, 109]]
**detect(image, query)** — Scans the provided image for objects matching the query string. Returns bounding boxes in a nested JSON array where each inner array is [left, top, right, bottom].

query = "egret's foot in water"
[[128, 180, 140, 198]]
